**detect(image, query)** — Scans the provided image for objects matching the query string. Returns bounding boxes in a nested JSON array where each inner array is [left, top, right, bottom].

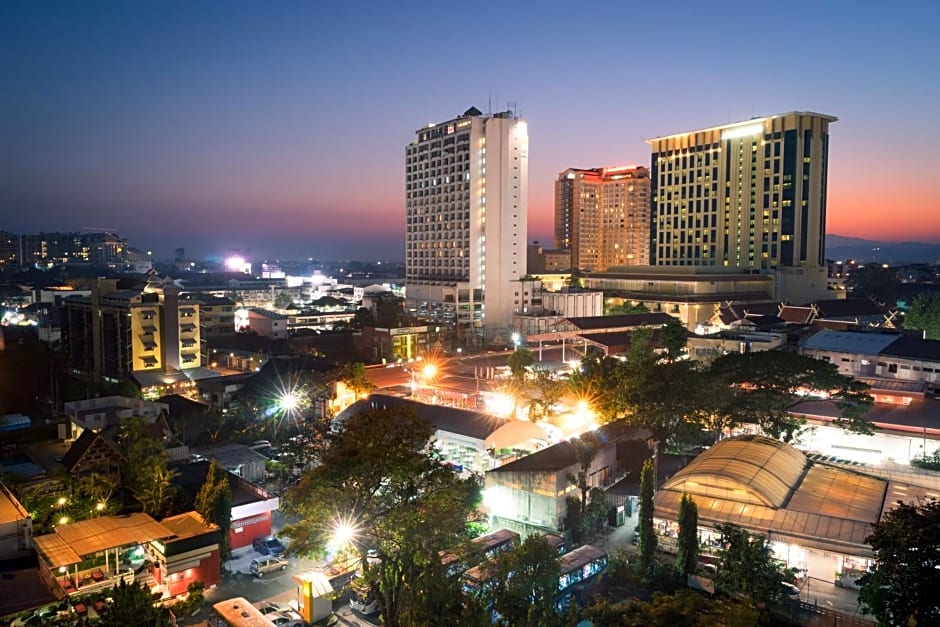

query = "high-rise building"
[[647, 111, 836, 270], [554, 166, 651, 272], [405, 106, 528, 343], [62, 272, 202, 388]]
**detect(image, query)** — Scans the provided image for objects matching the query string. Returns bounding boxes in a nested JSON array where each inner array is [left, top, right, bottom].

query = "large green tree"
[[858, 499, 940, 627], [675, 493, 699, 579], [484, 535, 562, 627], [506, 348, 535, 383], [194, 460, 233, 559], [713, 523, 797, 607], [96, 580, 172, 626], [279, 406, 480, 627], [637, 458, 657, 570], [659, 317, 688, 361], [117, 417, 178, 517], [583, 590, 760, 626], [336, 361, 374, 397], [903, 292, 940, 340], [709, 351, 874, 442]]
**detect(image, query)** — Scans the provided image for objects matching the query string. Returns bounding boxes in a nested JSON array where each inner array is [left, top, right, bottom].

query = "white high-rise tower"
[[405, 106, 528, 345]]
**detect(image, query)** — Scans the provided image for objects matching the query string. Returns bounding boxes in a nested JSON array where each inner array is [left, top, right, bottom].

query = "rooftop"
[[340, 395, 507, 442], [565, 313, 675, 331], [646, 111, 838, 142], [801, 330, 902, 354]]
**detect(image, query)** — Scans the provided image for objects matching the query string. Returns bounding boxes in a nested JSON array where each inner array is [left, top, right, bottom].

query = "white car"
[[269, 610, 304, 627]]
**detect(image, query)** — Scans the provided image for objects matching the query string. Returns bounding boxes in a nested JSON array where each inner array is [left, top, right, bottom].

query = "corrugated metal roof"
[[655, 435, 889, 552], [35, 513, 174, 568], [662, 435, 806, 508], [801, 330, 901, 354]]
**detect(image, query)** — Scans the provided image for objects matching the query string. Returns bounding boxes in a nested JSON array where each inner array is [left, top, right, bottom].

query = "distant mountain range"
[[826, 235, 940, 265]]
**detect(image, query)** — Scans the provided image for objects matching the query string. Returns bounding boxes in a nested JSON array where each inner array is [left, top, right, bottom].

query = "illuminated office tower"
[[405, 106, 528, 343], [647, 112, 836, 270], [554, 166, 650, 271]]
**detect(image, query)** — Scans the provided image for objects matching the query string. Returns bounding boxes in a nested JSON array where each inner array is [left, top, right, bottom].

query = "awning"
[[292, 571, 334, 598]]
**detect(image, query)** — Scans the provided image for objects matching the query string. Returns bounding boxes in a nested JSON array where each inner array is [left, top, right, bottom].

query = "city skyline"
[[2, 1, 939, 261]]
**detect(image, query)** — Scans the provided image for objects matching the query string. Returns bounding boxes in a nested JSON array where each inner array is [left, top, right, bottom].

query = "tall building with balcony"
[[647, 112, 835, 271], [62, 272, 202, 388], [405, 106, 528, 344], [554, 166, 650, 271]]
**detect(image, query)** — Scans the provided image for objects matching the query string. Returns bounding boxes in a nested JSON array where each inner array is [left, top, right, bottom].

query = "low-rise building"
[[653, 435, 933, 584], [152, 511, 223, 597], [484, 422, 649, 537]]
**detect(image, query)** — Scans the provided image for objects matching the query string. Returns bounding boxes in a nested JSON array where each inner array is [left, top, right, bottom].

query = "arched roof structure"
[[661, 434, 807, 508]]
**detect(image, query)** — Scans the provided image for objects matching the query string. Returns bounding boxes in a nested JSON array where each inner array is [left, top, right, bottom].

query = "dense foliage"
[[675, 493, 699, 579], [713, 523, 797, 607], [858, 499, 940, 626], [903, 291, 940, 340], [637, 458, 657, 570], [279, 406, 480, 627]]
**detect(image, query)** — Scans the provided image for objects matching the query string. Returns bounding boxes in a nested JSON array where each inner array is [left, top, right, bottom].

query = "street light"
[[511, 332, 521, 349], [280, 392, 299, 412]]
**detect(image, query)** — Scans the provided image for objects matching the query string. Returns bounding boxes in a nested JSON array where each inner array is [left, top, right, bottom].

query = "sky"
[[2, 1, 939, 262]]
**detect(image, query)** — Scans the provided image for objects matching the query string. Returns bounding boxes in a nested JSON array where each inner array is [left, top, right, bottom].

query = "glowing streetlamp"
[[280, 392, 299, 412], [330, 518, 360, 574], [421, 363, 438, 381], [511, 332, 521, 348]]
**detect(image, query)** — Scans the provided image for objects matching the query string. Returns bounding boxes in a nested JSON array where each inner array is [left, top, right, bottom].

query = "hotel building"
[[405, 106, 528, 343], [554, 166, 650, 271], [647, 112, 835, 272], [62, 272, 208, 395]]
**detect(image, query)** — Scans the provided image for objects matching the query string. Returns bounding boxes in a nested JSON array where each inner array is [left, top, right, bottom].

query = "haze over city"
[[2, 0, 939, 260]]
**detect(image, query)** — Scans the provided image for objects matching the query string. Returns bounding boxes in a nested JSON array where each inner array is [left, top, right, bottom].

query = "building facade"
[[554, 166, 650, 272], [61, 273, 202, 384], [405, 106, 528, 344], [648, 112, 835, 271]]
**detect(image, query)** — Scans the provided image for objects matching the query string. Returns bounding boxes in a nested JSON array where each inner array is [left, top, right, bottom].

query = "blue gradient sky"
[[2, 1, 938, 261]]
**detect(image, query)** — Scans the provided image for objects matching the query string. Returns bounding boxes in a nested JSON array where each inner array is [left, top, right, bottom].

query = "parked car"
[[249, 556, 288, 577], [253, 535, 286, 556], [258, 603, 285, 615], [266, 614, 305, 627], [781, 582, 801, 599]]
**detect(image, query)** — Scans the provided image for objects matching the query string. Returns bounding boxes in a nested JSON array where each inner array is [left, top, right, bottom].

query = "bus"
[[440, 528, 520, 574], [209, 597, 276, 627], [461, 542, 608, 613]]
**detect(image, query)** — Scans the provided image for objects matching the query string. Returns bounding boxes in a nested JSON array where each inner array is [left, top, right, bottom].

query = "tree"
[[77, 472, 120, 515], [858, 499, 940, 626], [713, 523, 796, 607], [279, 406, 480, 627], [484, 535, 562, 627], [675, 493, 699, 579], [903, 292, 940, 340], [274, 292, 293, 309], [709, 351, 874, 442], [96, 579, 171, 626], [194, 460, 233, 559], [506, 348, 534, 383], [659, 317, 688, 361], [583, 590, 760, 626], [351, 307, 376, 330], [336, 361, 374, 397], [845, 264, 899, 303], [117, 417, 178, 518], [637, 459, 657, 570]]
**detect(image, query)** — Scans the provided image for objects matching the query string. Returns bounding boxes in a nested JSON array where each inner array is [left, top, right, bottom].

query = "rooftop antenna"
[[508, 100, 517, 118], [488, 92, 492, 115]]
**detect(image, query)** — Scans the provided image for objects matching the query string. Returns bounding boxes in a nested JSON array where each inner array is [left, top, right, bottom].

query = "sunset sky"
[[2, 1, 938, 261]]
